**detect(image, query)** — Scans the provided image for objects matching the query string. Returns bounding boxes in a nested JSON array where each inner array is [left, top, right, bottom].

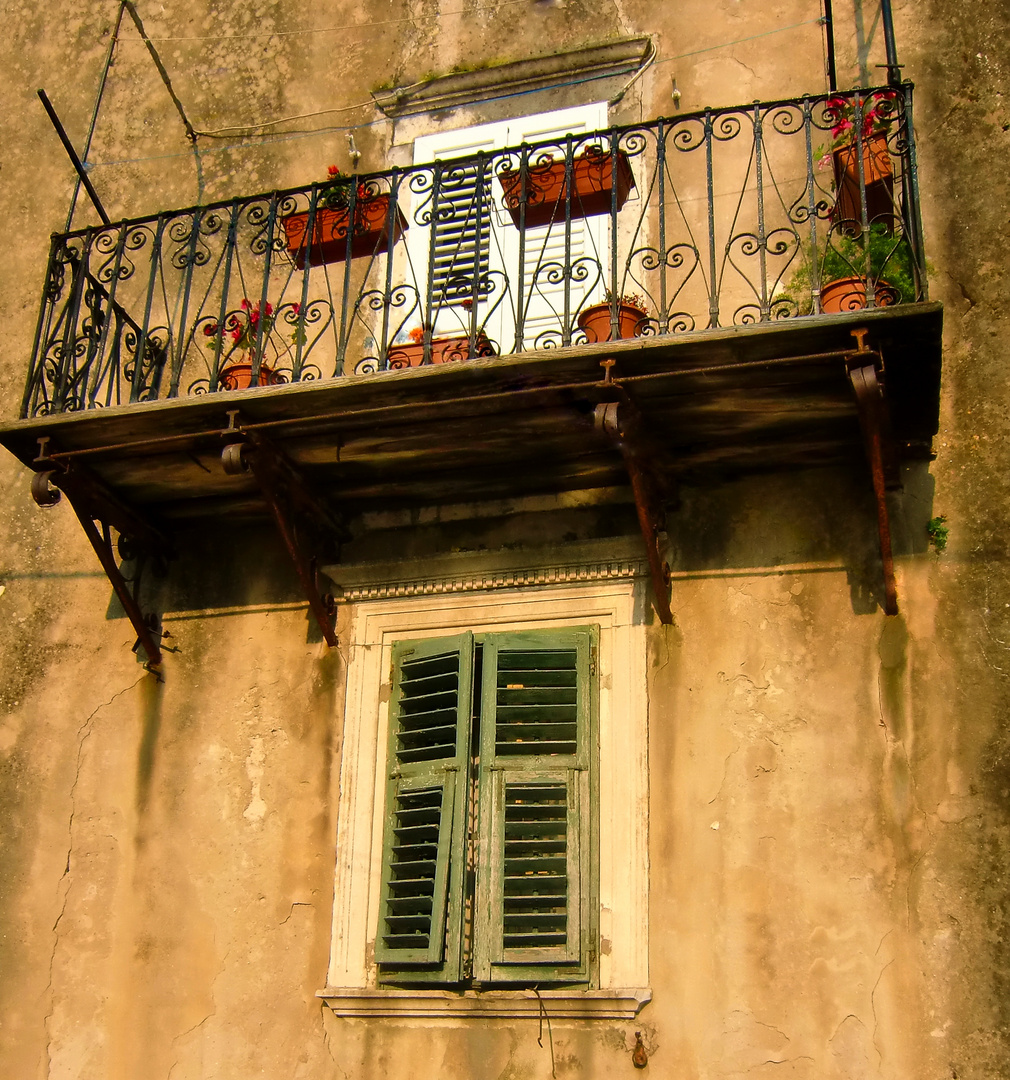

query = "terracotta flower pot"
[[386, 334, 495, 369], [832, 133, 894, 233], [283, 194, 407, 269], [577, 302, 647, 343], [819, 276, 897, 313], [218, 362, 285, 390], [498, 148, 635, 228]]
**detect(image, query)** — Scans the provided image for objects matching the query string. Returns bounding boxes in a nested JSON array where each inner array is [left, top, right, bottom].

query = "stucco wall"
[[1, 2, 1008, 1079]]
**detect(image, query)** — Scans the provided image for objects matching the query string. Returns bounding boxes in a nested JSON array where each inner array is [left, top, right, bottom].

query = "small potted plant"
[[577, 290, 649, 343], [822, 90, 900, 233], [283, 165, 408, 269], [497, 144, 636, 229], [783, 224, 918, 315], [203, 299, 291, 388]]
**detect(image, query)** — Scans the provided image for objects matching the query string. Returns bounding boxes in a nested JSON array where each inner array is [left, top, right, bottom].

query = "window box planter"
[[819, 276, 897, 313], [832, 133, 894, 232], [498, 148, 635, 229], [577, 301, 647, 343], [386, 334, 495, 369], [283, 195, 407, 269], [218, 362, 286, 390]]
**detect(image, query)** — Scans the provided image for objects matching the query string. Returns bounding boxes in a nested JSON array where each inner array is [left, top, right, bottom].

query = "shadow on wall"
[[97, 462, 937, 633], [667, 462, 936, 617], [107, 522, 332, 645]]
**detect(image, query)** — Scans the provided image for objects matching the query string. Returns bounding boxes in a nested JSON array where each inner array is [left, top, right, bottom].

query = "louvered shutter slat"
[[431, 163, 492, 304], [375, 635, 474, 980], [474, 628, 595, 983]]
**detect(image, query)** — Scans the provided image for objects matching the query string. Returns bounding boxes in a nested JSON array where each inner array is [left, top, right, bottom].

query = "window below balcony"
[[320, 582, 649, 1019]]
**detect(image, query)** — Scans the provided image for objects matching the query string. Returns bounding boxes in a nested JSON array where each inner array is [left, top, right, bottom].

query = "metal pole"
[[822, 0, 838, 91], [66, 0, 126, 232], [37, 89, 111, 226], [879, 0, 902, 86]]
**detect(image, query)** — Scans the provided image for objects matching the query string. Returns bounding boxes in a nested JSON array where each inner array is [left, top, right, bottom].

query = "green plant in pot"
[[783, 223, 919, 315]]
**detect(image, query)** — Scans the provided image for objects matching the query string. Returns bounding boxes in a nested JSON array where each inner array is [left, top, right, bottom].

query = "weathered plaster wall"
[[1, 2, 1008, 1079]]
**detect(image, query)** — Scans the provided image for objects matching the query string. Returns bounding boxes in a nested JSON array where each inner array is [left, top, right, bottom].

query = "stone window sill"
[[317, 987, 651, 1019]]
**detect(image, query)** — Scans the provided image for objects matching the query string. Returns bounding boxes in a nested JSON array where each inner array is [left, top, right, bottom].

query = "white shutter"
[[498, 104, 609, 351], [412, 104, 609, 355]]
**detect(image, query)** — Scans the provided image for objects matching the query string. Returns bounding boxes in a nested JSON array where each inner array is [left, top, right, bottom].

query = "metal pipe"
[[879, 0, 902, 86], [37, 89, 111, 226], [823, 0, 838, 92]]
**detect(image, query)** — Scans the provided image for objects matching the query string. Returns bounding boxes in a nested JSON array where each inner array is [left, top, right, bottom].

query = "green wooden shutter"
[[472, 628, 597, 985], [375, 634, 474, 983]]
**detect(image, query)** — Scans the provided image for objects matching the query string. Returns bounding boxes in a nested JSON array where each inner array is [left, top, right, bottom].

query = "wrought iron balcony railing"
[[23, 84, 926, 418]]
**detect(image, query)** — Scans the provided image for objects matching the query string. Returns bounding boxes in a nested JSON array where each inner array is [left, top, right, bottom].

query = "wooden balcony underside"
[[0, 304, 942, 523]]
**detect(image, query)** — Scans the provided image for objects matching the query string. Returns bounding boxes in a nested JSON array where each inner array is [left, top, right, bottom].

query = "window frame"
[[320, 582, 650, 1019]]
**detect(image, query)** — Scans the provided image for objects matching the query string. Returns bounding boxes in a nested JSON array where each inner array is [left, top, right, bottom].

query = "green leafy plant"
[[927, 515, 949, 553], [782, 223, 919, 315]]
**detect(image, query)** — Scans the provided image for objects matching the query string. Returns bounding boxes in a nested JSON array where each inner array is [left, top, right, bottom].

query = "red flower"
[[203, 322, 218, 336], [327, 164, 342, 178]]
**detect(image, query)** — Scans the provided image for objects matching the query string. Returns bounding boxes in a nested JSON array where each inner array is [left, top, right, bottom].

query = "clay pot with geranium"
[[577, 291, 649, 343], [386, 317, 495, 368], [203, 299, 301, 388], [283, 165, 407, 269], [822, 90, 900, 234]]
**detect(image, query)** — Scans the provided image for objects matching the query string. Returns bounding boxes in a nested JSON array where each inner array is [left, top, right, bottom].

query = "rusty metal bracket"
[[221, 431, 340, 647], [30, 442, 170, 666], [846, 329, 898, 616], [594, 398, 674, 625]]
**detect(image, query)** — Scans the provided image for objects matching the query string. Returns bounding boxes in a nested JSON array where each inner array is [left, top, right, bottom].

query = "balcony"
[[0, 85, 942, 658]]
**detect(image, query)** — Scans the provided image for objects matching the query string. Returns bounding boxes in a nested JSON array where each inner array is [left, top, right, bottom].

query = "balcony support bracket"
[[846, 329, 899, 616], [30, 437, 171, 666], [594, 396, 674, 625], [221, 425, 340, 647]]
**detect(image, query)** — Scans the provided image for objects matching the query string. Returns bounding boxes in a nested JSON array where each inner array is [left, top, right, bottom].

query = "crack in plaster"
[[607, 0, 633, 36], [280, 900, 314, 926], [320, 1011, 347, 1078], [829, 1013, 861, 1042], [945, 270, 978, 310], [708, 743, 741, 804], [870, 954, 896, 1068], [44, 673, 149, 1080], [166, 942, 228, 1080], [976, 630, 1010, 679], [167, 1011, 215, 1080]]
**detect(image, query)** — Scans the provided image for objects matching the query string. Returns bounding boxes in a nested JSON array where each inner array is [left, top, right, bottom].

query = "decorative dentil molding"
[[333, 557, 647, 603]]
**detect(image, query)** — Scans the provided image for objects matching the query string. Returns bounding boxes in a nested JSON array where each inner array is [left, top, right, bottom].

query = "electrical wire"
[[85, 17, 827, 166], [117, 0, 534, 41], [651, 17, 823, 66], [66, 0, 127, 230], [191, 19, 822, 140]]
